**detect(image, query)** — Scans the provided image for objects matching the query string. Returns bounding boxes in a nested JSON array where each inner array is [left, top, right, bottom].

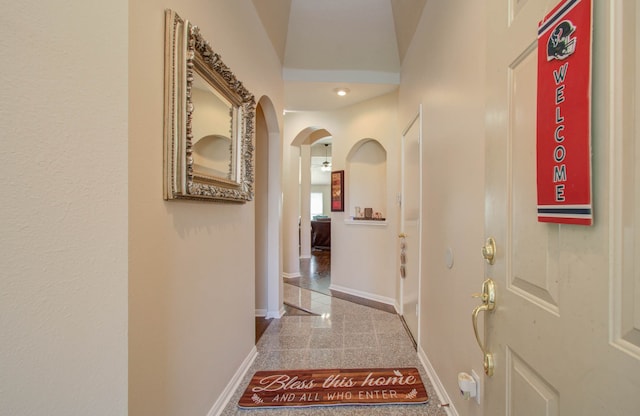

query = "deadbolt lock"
[[482, 237, 496, 265]]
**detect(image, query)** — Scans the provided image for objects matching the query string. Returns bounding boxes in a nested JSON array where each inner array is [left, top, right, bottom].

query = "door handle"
[[399, 234, 406, 277], [472, 278, 496, 376]]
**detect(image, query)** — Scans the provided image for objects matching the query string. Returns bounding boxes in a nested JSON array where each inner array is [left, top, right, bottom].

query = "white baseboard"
[[207, 346, 257, 416], [328, 283, 396, 307], [418, 346, 458, 416], [265, 306, 285, 319], [282, 272, 301, 279], [255, 309, 267, 317]]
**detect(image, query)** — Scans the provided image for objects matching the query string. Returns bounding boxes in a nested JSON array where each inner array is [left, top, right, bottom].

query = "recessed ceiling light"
[[334, 88, 350, 97]]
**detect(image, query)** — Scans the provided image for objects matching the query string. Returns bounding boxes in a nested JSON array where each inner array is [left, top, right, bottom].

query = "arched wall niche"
[[346, 138, 387, 220]]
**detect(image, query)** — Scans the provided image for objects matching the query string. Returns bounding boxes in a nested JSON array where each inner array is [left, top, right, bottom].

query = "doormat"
[[238, 367, 428, 408]]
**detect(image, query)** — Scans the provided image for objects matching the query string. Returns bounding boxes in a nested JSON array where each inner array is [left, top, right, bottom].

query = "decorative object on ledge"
[[353, 208, 384, 220], [331, 170, 344, 212], [163, 9, 256, 202]]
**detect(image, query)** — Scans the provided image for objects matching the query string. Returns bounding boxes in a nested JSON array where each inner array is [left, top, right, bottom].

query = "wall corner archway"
[[254, 96, 283, 321], [282, 127, 333, 278]]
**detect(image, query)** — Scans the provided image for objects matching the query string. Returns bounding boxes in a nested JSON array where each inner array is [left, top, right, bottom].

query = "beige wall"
[[400, 0, 487, 414], [283, 92, 399, 303], [1, 0, 128, 414], [128, 1, 283, 415]]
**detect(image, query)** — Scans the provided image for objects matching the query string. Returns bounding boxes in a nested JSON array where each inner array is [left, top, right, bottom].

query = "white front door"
[[400, 108, 422, 345], [483, 1, 640, 414]]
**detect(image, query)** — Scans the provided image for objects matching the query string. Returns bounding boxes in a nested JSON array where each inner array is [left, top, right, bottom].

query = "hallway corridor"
[[223, 285, 447, 415]]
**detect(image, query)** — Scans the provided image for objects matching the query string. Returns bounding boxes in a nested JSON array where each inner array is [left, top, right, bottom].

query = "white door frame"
[[399, 105, 423, 345]]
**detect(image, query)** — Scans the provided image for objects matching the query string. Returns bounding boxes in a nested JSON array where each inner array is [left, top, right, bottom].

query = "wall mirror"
[[164, 9, 255, 202]]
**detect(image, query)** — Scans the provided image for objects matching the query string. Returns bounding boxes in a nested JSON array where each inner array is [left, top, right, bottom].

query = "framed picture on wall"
[[331, 170, 344, 212]]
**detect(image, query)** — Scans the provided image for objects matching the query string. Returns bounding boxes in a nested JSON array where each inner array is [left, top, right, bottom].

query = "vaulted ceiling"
[[251, 0, 427, 111]]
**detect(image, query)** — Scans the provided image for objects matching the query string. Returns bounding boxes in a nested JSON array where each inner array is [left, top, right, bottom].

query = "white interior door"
[[400, 108, 422, 344], [483, 1, 640, 414]]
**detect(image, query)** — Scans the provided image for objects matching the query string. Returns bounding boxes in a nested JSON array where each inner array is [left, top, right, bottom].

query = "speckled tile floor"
[[220, 284, 448, 415]]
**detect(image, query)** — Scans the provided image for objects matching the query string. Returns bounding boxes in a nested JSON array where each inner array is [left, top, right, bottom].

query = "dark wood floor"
[[255, 317, 271, 342], [286, 249, 331, 295]]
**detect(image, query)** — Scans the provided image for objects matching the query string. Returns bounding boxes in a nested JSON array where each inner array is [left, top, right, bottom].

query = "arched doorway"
[[254, 97, 283, 332], [282, 128, 333, 295], [282, 127, 331, 279]]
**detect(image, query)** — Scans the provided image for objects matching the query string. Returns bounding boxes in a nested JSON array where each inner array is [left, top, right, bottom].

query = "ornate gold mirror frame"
[[164, 10, 255, 202]]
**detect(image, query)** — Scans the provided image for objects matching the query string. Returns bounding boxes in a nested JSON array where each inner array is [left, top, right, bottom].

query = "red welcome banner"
[[536, 0, 593, 225]]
